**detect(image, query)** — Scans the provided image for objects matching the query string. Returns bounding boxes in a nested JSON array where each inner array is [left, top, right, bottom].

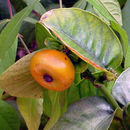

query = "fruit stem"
[[99, 86, 120, 109]]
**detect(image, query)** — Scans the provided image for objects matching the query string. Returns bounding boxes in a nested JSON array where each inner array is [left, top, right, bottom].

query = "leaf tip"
[[40, 10, 53, 22]]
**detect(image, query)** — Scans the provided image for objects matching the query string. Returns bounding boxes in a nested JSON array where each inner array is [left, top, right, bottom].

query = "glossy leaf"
[[23, 0, 46, 15], [86, 0, 122, 25], [0, 51, 43, 98], [40, 8, 123, 74], [0, 0, 38, 59], [110, 21, 128, 57], [0, 38, 17, 75], [125, 46, 130, 69], [112, 68, 130, 105], [17, 98, 43, 130], [52, 96, 114, 130], [122, 0, 130, 45], [0, 100, 20, 130]]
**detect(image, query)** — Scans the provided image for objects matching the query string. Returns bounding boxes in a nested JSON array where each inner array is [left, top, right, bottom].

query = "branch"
[[18, 34, 30, 54]]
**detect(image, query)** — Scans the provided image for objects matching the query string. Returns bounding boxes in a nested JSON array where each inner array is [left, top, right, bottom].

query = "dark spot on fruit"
[[43, 74, 53, 82], [65, 57, 67, 60]]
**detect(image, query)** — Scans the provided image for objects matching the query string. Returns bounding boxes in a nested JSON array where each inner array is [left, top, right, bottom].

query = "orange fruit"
[[30, 49, 75, 91]]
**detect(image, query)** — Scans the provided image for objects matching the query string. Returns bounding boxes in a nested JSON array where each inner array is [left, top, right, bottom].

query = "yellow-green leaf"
[[0, 51, 43, 98]]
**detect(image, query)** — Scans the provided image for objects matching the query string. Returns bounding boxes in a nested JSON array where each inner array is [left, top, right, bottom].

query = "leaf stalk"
[[99, 86, 120, 109]]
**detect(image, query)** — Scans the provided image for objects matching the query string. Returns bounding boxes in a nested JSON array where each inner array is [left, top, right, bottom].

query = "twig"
[[7, 0, 13, 18], [18, 34, 30, 54], [59, 0, 63, 8]]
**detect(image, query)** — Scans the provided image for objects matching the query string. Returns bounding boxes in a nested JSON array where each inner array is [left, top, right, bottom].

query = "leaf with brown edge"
[[40, 8, 123, 78], [0, 51, 43, 98]]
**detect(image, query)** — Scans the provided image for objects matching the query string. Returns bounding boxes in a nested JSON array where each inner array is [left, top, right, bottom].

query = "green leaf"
[[109, 107, 124, 129], [125, 46, 130, 69], [86, 0, 122, 25], [52, 96, 114, 130], [0, 19, 10, 31], [44, 37, 62, 50], [112, 68, 130, 106], [43, 89, 52, 117], [110, 21, 128, 57], [35, 22, 53, 49], [67, 62, 89, 105], [79, 79, 96, 98], [0, 99, 20, 130], [67, 83, 80, 105], [74, 61, 88, 85], [23, 0, 46, 15], [122, 0, 130, 45], [0, 115, 11, 130], [73, 0, 87, 9], [75, 61, 88, 74], [44, 91, 67, 130], [106, 80, 115, 94], [0, 0, 38, 59], [24, 17, 38, 24], [40, 8, 123, 73], [0, 51, 43, 98], [0, 38, 17, 75], [17, 98, 43, 130], [0, 89, 3, 99]]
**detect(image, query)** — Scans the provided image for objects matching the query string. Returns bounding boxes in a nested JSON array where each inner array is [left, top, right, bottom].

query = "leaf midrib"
[[51, 25, 106, 68]]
